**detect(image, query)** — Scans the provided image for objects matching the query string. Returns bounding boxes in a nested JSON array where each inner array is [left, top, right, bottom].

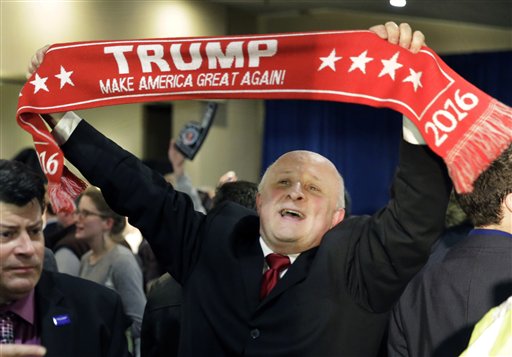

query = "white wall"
[[1, 2, 510, 189], [1, 1, 264, 188]]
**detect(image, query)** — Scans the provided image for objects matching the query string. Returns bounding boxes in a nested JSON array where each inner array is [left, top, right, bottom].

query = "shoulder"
[[111, 244, 138, 261], [208, 201, 258, 228], [321, 215, 371, 246], [109, 245, 141, 269], [113, 244, 135, 256], [206, 201, 260, 243], [81, 250, 92, 260], [38, 270, 121, 303]]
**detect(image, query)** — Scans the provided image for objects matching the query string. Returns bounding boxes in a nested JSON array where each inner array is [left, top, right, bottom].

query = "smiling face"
[[74, 196, 110, 243], [0, 199, 44, 304], [256, 151, 345, 254]]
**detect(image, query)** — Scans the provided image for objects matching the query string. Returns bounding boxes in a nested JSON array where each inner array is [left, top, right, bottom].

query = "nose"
[[14, 231, 37, 256], [288, 182, 305, 200]]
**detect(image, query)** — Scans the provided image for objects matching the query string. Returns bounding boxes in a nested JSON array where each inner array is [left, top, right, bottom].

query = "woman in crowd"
[[75, 186, 146, 356]]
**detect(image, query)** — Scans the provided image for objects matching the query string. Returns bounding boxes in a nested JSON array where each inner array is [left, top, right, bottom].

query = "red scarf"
[[17, 30, 512, 212]]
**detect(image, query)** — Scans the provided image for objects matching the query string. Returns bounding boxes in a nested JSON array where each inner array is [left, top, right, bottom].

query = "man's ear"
[[331, 208, 345, 228], [504, 192, 512, 213], [255, 193, 262, 215]]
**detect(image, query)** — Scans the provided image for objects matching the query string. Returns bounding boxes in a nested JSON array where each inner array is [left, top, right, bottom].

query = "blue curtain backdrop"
[[261, 51, 512, 215]]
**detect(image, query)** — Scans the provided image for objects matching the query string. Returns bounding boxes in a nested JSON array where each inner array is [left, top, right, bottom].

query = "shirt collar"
[[470, 228, 512, 239], [0, 289, 36, 326], [259, 237, 300, 264]]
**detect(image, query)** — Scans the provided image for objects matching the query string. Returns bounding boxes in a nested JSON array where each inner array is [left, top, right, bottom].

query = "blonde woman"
[[76, 186, 146, 356]]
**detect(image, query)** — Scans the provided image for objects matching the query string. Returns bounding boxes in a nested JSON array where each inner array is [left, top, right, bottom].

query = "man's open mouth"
[[280, 209, 304, 219]]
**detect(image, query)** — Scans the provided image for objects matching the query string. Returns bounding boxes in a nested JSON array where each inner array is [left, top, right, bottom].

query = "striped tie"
[[0, 312, 15, 344]]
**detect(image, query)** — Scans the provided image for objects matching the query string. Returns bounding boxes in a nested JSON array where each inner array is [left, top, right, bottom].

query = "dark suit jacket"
[[388, 229, 512, 356], [63, 120, 451, 357], [35, 270, 130, 356], [141, 273, 182, 357]]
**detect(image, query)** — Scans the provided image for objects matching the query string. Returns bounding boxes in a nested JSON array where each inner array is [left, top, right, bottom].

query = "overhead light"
[[390, 0, 407, 7]]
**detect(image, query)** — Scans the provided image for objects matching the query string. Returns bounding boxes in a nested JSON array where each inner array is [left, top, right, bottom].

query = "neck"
[[478, 222, 512, 234], [90, 234, 115, 255]]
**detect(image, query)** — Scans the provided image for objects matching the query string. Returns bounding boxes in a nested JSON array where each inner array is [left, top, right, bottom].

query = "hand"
[[218, 171, 238, 186], [168, 139, 185, 179], [369, 22, 425, 54], [27, 44, 65, 127], [0, 344, 46, 357], [27, 44, 50, 80]]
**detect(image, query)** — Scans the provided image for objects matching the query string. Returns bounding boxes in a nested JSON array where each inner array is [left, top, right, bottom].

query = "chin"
[[6, 281, 38, 297], [274, 235, 300, 244]]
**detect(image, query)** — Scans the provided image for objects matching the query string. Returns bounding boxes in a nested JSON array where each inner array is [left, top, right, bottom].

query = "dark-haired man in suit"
[[0, 160, 130, 357], [388, 144, 512, 357]]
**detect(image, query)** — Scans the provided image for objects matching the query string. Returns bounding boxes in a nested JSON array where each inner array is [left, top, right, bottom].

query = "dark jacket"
[[63, 120, 451, 357], [388, 229, 512, 357], [36, 270, 130, 356], [141, 273, 182, 357]]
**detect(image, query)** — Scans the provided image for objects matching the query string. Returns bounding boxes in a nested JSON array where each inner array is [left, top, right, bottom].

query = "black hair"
[[11, 147, 46, 182], [0, 159, 46, 210], [456, 144, 512, 226], [213, 180, 258, 210]]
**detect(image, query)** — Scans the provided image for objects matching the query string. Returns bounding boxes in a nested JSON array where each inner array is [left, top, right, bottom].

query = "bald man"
[[29, 22, 451, 357]]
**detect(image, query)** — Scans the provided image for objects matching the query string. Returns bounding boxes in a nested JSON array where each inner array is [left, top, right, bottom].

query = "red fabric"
[[260, 254, 291, 300], [16, 30, 512, 211]]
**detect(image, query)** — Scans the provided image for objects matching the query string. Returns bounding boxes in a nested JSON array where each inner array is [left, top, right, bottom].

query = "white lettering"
[[104, 46, 134, 74], [103, 39, 278, 75], [206, 41, 244, 69], [240, 70, 286, 86], [138, 45, 171, 73], [138, 74, 193, 90], [196, 72, 231, 87], [247, 40, 277, 67], [170, 43, 202, 70], [425, 89, 480, 147], [99, 77, 134, 93]]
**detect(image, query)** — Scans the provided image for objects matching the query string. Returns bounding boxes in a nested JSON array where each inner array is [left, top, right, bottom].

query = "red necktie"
[[260, 253, 291, 300]]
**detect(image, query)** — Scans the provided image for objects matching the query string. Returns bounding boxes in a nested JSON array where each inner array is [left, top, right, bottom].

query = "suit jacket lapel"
[[232, 214, 319, 309], [36, 272, 75, 356], [233, 215, 265, 312], [259, 247, 318, 307]]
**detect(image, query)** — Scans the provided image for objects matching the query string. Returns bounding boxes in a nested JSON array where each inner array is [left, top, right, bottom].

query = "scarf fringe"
[[48, 167, 87, 213], [446, 99, 512, 193]]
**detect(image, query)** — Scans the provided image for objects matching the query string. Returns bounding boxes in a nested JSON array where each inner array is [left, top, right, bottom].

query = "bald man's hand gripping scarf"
[[17, 30, 512, 212]]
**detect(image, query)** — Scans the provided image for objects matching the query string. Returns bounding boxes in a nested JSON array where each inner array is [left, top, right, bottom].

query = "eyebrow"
[[0, 224, 17, 229], [0, 220, 43, 229]]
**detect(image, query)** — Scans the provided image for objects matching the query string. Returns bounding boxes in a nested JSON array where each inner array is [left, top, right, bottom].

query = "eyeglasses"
[[74, 209, 107, 219]]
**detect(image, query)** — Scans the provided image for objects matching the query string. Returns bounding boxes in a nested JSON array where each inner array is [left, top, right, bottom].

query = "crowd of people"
[[1, 21, 510, 357]]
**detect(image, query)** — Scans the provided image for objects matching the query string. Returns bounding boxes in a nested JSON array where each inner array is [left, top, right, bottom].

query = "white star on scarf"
[[348, 50, 374, 74], [30, 74, 49, 94], [378, 52, 403, 80], [403, 68, 423, 92], [318, 49, 342, 71], [55, 66, 75, 89]]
